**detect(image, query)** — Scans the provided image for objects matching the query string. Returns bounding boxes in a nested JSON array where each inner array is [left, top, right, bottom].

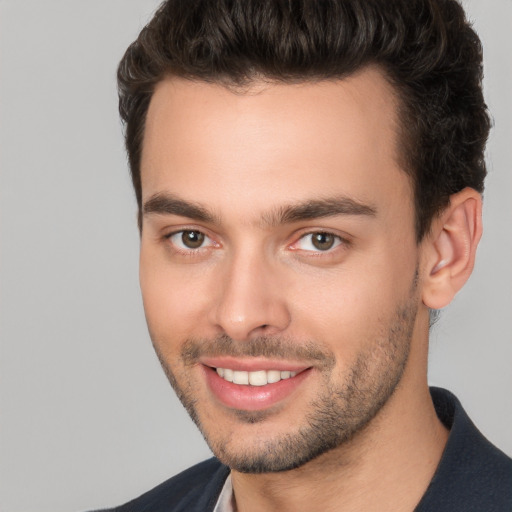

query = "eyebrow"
[[143, 193, 219, 223], [143, 193, 377, 226], [265, 197, 377, 226]]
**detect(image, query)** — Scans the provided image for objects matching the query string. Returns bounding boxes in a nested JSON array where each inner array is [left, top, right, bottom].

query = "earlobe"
[[422, 188, 483, 310]]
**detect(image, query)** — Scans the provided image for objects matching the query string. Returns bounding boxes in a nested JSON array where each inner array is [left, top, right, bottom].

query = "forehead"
[[141, 68, 411, 223]]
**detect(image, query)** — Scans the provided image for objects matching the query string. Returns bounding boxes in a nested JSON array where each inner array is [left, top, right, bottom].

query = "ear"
[[421, 188, 483, 310]]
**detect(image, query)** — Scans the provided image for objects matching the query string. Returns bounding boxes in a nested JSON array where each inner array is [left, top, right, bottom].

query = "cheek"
[[289, 276, 381, 345], [287, 255, 417, 351], [139, 249, 213, 346]]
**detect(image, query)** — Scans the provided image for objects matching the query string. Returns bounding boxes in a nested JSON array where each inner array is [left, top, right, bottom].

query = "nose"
[[209, 250, 291, 341]]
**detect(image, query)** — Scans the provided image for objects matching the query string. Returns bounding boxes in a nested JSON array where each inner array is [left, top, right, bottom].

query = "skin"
[[139, 67, 482, 511]]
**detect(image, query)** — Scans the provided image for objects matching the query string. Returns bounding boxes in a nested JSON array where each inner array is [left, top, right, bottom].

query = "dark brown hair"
[[117, 0, 490, 240]]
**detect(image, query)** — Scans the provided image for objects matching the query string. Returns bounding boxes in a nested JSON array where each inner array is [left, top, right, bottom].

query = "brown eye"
[[181, 230, 205, 249], [167, 229, 216, 253], [311, 233, 336, 251], [295, 232, 342, 252]]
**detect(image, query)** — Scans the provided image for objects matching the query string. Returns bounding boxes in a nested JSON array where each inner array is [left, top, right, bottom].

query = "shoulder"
[[92, 457, 229, 512], [416, 388, 512, 511]]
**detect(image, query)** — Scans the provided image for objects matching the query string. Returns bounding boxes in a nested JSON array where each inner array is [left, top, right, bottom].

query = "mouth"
[[200, 358, 313, 411], [215, 368, 298, 386]]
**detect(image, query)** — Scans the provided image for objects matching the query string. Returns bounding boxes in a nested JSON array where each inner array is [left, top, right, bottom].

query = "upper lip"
[[200, 356, 311, 373]]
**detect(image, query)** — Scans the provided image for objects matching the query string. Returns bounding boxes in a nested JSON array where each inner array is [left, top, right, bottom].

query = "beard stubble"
[[150, 278, 419, 473]]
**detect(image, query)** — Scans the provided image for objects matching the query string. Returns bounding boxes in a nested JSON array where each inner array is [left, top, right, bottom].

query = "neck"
[[230, 332, 448, 512]]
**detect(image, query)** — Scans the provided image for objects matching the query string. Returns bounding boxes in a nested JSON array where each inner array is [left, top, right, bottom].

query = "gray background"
[[0, 1, 510, 511]]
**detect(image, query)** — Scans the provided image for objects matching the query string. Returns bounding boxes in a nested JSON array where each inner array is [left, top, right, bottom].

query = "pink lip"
[[201, 363, 312, 411]]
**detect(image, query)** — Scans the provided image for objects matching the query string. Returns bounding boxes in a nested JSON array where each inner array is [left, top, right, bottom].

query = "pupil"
[[182, 230, 205, 249], [312, 233, 334, 250]]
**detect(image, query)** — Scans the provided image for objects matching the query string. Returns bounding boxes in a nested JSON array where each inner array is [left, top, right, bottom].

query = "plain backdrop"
[[0, 1, 511, 511]]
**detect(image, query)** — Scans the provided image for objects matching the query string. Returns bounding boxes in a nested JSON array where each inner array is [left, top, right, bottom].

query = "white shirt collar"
[[213, 473, 235, 512]]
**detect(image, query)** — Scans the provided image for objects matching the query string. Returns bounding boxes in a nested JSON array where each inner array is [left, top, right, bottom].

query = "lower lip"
[[203, 366, 312, 411]]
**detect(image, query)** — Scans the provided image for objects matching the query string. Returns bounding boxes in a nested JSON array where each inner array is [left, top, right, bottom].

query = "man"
[[101, 0, 512, 510]]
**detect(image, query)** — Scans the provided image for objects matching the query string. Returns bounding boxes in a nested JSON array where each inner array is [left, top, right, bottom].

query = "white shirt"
[[213, 473, 235, 512]]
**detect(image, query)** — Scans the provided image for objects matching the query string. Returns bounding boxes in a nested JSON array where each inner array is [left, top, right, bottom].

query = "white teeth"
[[215, 368, 299, 386], [248, 370, 267, 386], [267, 370, 281, 384], [232, 370, 249, 385]]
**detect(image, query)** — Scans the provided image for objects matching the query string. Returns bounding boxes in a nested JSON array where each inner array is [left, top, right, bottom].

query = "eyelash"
[[164, 228, 348, 256], [290, 232, 346, 253], [165, 229, 217, 254]]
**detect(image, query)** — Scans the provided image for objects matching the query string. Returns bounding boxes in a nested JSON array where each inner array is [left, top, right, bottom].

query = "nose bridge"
[[211, 243, 290, 341]]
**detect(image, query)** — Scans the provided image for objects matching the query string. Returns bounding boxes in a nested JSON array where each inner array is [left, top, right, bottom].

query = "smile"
[[202, 361, 312, 411], [216, 368, 298, 386]]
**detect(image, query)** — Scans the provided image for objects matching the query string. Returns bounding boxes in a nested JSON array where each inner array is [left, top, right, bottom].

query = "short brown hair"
[[117, 0, 490, 240]]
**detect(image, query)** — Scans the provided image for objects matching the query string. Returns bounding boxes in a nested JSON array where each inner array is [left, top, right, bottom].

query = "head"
[[117, 0, 488, 472]]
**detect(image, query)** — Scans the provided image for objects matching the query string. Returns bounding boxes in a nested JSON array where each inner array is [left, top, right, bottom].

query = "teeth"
[[232, 370, 249, 385], [216, 368, 298, 386], [267, 370, 281, 384], [248, 370, 267, 386]]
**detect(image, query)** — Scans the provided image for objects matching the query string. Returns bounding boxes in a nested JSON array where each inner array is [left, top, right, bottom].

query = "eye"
[[295, 232, 342, 252], [168, 230, 213, 250]]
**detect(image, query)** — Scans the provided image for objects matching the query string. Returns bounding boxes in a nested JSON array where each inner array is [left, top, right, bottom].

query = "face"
[[139, 68, 424, 473]]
